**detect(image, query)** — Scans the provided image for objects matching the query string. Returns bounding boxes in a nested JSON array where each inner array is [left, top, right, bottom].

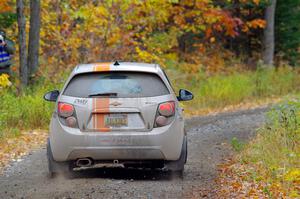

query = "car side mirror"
[[177, 89, 193, 101], [44, 90, 60, 102]]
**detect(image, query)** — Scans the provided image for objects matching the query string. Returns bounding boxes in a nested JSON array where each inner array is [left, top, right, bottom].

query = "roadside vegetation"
[[0, 80, 56, 139], [217, 99, 300, 198], [168, 66, 300, 114]]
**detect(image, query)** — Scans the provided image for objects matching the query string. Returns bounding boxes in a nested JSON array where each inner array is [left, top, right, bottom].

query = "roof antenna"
[[114, 61, 120, 66]]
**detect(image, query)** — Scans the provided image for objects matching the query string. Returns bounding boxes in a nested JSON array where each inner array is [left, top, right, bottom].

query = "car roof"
[[73, 62, 160, 75]]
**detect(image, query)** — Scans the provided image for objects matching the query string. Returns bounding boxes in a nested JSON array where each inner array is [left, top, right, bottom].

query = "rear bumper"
[[49, 116, 184, 161]]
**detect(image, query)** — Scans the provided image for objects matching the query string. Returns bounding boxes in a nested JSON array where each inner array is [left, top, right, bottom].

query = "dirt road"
[[0, 108, 267, 199]]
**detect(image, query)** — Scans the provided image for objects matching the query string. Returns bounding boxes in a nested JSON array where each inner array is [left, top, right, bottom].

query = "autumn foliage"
[[0, 0, 269, 77], [0, 1, 13, 12]]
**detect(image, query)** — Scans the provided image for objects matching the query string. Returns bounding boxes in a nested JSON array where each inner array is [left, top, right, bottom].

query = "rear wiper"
[[88, 92, 118, 97]]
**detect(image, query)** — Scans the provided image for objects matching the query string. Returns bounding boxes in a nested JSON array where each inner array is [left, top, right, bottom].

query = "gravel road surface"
[[0, 108, 267, 199]]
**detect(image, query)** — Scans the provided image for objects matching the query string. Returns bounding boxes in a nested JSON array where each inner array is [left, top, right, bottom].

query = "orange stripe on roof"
[[93, 62, 112, 72]]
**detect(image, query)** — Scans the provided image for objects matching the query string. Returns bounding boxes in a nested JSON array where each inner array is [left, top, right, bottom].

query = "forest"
[[0, 0, 300, 198]]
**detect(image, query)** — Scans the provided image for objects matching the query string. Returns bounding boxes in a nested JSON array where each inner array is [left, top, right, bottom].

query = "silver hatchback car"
[[44, 62, 193, 177]]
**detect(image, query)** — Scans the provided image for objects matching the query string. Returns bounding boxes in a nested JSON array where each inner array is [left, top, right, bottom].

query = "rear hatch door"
[[62, 71, 171, 132]]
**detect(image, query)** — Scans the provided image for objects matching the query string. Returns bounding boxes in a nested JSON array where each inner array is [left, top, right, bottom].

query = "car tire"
[[164, 135, 187, 174], [47, 138, 74, 178]]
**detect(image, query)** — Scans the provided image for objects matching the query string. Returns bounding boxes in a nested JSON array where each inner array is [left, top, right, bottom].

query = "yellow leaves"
[[0, 74, 11, 89], [284, 169, 300, 182], [107, 31, 121, 46], [95, 6, 109, 18], [135, 47, 160, 63], [203, 10, 222, 25]]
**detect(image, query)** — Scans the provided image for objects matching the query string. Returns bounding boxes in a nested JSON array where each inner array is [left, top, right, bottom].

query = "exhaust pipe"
[[113, 159, 119, 164], [76, 158, 93, 167]]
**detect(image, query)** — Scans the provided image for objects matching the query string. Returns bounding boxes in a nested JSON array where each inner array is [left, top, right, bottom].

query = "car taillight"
[[155, 101, 175, 127], [158, 101, 175, 117], [58, 102, 74, 117], [58, 102, 78, 128]]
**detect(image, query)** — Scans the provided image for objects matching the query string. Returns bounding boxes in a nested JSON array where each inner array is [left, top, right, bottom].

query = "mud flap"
[[47, 139, 70, 176], [164, 135, 187, 172]]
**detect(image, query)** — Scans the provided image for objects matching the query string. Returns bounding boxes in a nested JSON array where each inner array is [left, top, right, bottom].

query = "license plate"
[[104, 114, 128, 127]]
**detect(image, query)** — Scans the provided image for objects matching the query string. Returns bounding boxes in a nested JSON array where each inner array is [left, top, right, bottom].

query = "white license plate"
[[104, 114, 128, 127]]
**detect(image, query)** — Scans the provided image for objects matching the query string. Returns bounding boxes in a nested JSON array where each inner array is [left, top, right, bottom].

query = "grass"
[[0, 79, 63, 139], [0, 64, 300, 140], [238, 99, 300, 197], [231, 137, 245, 152], [167, 66, 300, 114]]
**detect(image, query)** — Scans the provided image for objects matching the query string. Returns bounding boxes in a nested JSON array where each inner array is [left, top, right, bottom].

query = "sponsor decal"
[[74, 99, 88, 106]]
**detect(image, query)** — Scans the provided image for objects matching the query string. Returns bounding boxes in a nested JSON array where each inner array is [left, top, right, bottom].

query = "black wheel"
[[47, 139, 73, 178]]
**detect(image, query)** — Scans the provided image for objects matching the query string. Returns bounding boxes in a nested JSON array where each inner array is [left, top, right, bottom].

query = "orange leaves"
[[0, 0, 13, 13], [247, 19, 266, 29], [240, 0, 261, 5], [241, 19, 266, 33], [216, 162, 272, 198], [172, 1, 247, 40], [204, 3, 266, 38], [253, 0, 261, 5], [204, 10, 243, 38], [205, 27, 213, 38], [222, 17, 243, 37], [173, 15, 186, 29], [215, 152, 300, 198]]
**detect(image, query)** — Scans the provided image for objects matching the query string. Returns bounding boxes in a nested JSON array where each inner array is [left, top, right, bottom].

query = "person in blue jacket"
[[0, 30, 15, 75]]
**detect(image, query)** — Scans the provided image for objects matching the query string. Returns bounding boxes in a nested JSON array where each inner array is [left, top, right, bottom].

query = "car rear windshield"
[[63, 72, 170, 98]]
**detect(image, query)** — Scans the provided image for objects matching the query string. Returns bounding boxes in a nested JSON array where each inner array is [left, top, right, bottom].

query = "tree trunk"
[[16, 0, 28, 87], [28, 0, 41, 77], [263, 0, 277, 66]]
